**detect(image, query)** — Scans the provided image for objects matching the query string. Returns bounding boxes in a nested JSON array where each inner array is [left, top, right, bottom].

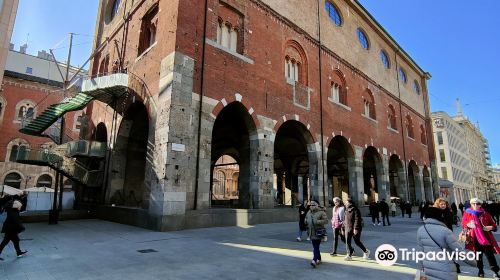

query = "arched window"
[[406, 115, 414, 139], [36, 174, 53, 188], [399, 67, 407, 84], [388, 104, 397, 130], [138, 4, 158, 55], [284, 41, 308, 85], [15, 100, 36, 120], [330, 70, 347, 106], [325, 1, 342, 26], [9, 145, 19, 162], [216, 20, 239, 53], [111, 0, 120, 20], [420, 125, 427, 145], [380, 50, 390, 69], [0, 96, 5, 120], [4, 172, 22, 189], [357, 28, 369, 50], [413, 80, 420, 95], [363, 91, 376, 120]]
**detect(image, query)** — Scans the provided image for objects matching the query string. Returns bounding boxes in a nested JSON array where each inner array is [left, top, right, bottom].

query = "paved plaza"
[[0, 215, 498, 279]]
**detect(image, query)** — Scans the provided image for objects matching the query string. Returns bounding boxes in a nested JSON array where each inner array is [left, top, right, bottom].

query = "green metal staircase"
[[19, 92, 94, 137]]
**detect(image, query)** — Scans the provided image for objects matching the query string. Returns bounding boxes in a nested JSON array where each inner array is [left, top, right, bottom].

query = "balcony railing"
[[66, 140, 107, 158]]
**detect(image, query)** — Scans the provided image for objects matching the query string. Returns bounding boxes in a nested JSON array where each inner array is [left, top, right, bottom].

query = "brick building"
[[0, 48, 84, 190], [22, 0, 436, 230]]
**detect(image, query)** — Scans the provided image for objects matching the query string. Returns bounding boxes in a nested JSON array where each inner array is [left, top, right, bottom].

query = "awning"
[[438, 179, 454, 188]]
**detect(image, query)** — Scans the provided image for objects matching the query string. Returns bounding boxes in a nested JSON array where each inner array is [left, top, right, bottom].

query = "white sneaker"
[[377, 223, 381, 226], [373, 223, 376, 226], [296, 237, 302, 242], [363, 249, 370, 260], [306, 237, 311, 241], [344, 255, 352, 261]]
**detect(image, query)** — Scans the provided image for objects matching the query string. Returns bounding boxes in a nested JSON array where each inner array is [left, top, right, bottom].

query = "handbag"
[[458, 228, 472, 245], [312, 215, 327, 237], [315, 228, 327, 237]]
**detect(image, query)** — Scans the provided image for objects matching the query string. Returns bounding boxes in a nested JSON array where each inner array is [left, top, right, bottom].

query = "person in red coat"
[[461, 197, 500, 278]]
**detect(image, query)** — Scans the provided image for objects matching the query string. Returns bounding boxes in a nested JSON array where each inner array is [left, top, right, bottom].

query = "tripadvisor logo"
[[375, 244, 480, 266]]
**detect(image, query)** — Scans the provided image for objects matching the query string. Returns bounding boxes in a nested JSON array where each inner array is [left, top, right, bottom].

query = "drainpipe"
[[316, 0, 326, 206], [394, 50, 410, 203], [194, 0, 209, 210]]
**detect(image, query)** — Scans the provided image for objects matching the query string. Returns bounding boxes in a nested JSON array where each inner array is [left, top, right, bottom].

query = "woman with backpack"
[[342, 198, 370, 261], [305, 200, 328, 268]]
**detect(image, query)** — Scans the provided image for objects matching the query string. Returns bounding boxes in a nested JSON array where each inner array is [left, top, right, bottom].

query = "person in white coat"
[[417, 207, 475, 280]]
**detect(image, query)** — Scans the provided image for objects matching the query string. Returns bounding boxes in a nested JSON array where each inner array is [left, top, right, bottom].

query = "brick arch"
[[273, 114, 317, 143], [210, 94, 261, 129]]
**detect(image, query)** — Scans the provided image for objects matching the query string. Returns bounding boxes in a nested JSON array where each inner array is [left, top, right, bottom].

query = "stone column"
[[379, 154, 390, 202], [255, 115, 275, 208], [307, 142, 320, 202], [416, 166, 425, 203], [351, 145, 365, 207]]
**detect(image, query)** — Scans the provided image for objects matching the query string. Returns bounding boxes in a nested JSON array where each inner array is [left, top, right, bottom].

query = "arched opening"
[[389, 154, 405, 200], [423, 166, 432, 202], [94, 122, 108, 143], [4, 172, 22, 189], [363, 146, 382, 204], [274, 120, 316, 206], [327, 136, 353, 204], [36, 174, 53, 188], [109, 102, 149, 208], [211, 155, 239, 207], [408, 160, 420, 205], [211, 102, 256, 209]]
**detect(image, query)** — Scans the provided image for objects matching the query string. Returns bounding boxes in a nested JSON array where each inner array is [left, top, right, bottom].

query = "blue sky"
[[10, 0, 500, 165], [358, 0, 500, 165]]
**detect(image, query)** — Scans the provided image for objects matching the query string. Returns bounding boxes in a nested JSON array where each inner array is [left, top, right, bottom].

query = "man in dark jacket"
[[458, 202, 464, 216], [379, 199, 390, 226], [342, 198, 370, 261], [0, 200, 27, 260], [369, 201, 380, 226], [405, 201, 412, 218]]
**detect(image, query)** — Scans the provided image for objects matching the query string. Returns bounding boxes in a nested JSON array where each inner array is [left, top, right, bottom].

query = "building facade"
[[0, 48, 85, 190], [431, 111, 473, 204], [0, 0, 18, 88], [22, 0, 436, 230]]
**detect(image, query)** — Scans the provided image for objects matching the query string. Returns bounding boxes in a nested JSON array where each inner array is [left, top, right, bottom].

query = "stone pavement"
[[0, 215, 498, 280]]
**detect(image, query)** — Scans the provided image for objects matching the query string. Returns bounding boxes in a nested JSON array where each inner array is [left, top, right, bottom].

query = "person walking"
[[329, 197, 345, 256], [417, 207, 475, 280], [458, 202, 464, 216], [342, 198, 370, 261], [0, 200, 27, 260], [434, 198, 454, 230], [390, 200, 397, 217], [379, 198, 391, 226], [461, 198, 500, 279], [406, 201, 413, 218], [296, 200, 308, 241], [369, 201, 380, 226], [450, 202, 458, 225], [305, 200, 328, 268]]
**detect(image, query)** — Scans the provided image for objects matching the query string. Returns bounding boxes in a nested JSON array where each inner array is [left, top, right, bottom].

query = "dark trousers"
[[381, 213, 391, 226], [0, 232, 22, 255], [311, 239, 321, 262], [407, 212, 412, 218], [475, 242, 499, 273], [332, 227, 345, 253], [391, 211, 396, 217], [346, 230, 367, 256], [371, 214, 380, 224], [401, 209, 405, 217]]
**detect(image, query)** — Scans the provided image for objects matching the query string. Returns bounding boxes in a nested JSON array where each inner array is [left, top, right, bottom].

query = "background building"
[[20, 0, 436, 230], [431, 110, 472, 204], [0, 46, 85, 190], [432, 100, 493, 203]]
